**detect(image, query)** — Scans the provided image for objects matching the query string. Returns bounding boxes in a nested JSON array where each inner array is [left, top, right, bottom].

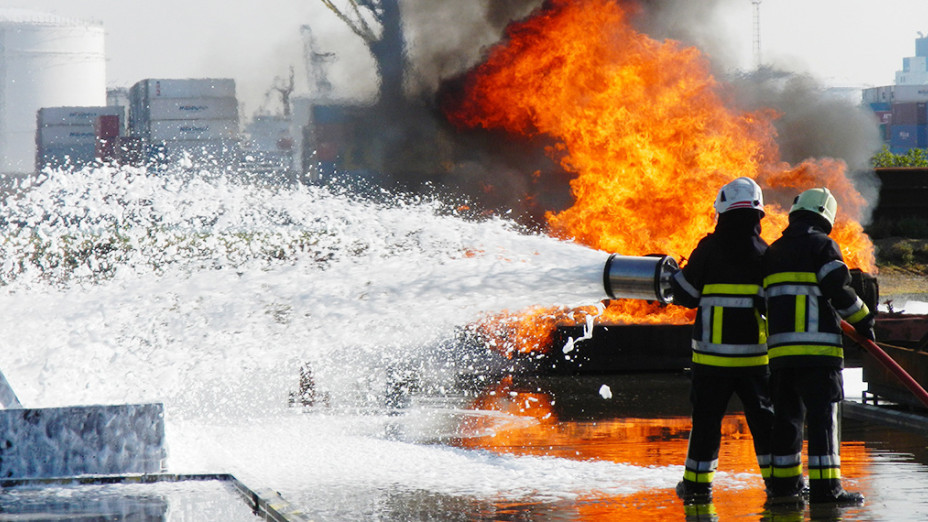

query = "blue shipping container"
[[890, 124, 928, 154]]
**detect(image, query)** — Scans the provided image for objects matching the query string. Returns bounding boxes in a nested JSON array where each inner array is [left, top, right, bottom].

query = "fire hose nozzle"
[[603, 253, 678, 305]]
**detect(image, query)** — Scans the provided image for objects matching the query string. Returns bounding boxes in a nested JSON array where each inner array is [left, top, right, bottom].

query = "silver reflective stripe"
[[673, 270, 701, 299], [837, 296, 865, 318], [817, 260, 846, 282], [756, 454, 771, 466], [767, 332, 843, 346], [693, 340, 767, 355], [700, 296, 755, 308], [809, 455, 840, 467], [701, 308, 712, 342], [685, 457, 719, 471], [766, 284, 822, 297], [808, 296, 820, 333], [773, 453, 802, 466]]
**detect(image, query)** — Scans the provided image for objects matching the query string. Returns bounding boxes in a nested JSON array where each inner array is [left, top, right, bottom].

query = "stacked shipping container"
[[128, 78, 240, 163], [863, 84, 928, 153], [890, 101, 928, 153], [36, 106, 123, 169]]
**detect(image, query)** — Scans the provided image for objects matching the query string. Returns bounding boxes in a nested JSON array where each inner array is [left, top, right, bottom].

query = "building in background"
[[0, 9, 106, 176]]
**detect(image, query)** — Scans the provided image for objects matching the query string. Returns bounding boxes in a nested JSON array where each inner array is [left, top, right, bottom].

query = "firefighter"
[[671, 177, 774, 505], [762, 187, 874, 505]]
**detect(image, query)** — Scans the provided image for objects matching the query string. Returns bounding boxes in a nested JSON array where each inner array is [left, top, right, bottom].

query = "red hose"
[[841, 320, 928, 409]]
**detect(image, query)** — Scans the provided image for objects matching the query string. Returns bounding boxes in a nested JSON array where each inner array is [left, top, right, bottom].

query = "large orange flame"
[[446, 0, 875, 350]]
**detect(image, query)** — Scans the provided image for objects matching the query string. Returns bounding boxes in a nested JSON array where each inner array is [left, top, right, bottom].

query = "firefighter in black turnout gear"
[[671, 177, 774, 505], [762, 187, 873, 505]]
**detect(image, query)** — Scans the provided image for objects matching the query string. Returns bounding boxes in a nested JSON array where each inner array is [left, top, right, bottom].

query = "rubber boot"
[[809, 488, 864, 505], [676, 479, 712, 505]]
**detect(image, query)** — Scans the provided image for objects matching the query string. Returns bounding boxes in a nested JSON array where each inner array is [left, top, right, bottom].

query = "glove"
[[853, 312, 876, 342]]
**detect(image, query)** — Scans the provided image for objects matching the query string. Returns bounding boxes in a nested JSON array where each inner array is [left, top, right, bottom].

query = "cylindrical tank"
[[602, 253, 678, 304], [0, 9, 106, 175]]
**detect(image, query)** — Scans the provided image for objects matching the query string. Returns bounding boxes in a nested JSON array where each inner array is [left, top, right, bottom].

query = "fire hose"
[[841, 319, 928, 409]]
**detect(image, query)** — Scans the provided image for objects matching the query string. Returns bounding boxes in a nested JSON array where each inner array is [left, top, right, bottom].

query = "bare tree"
[[318, 0, 406, 107]]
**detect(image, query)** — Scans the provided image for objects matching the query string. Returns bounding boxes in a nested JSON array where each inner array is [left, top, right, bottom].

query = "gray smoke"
[[309, 0, 884, 225], [727, 69, 883, 200], [403, 0, 543, 96]]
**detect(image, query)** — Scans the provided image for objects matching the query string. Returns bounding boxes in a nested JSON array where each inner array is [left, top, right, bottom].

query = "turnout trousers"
[[768, 366, 844, 497], [682, 367, 774, 489]]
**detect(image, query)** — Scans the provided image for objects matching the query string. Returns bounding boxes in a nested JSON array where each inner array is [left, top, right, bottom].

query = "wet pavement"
[[450, 372, 928, 521], [0, 372, 926, 521]]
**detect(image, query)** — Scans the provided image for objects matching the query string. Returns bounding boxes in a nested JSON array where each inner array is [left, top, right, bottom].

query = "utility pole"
[[752, 0, 762, 70]]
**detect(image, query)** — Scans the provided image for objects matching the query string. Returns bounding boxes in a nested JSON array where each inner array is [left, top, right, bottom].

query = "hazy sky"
[[4, 0, 927, 118]]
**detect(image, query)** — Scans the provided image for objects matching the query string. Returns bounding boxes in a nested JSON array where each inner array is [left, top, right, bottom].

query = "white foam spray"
[[0, 165, 686, 517]]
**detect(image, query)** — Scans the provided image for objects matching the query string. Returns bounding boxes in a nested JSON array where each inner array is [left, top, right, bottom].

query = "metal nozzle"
[[602, 253, 678, 304]]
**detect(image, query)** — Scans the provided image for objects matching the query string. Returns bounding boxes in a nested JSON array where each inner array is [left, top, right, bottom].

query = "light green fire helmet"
[[789, 187, 837, 226]]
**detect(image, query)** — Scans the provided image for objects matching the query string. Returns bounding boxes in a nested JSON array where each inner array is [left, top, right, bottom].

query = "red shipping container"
[[892, 102, 928, 125], [95, 115, 120, 139]]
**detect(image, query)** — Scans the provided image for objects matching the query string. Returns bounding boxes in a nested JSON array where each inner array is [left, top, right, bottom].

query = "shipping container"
[[862, 85, 894, 105], [873, 110, 893, 125], [95, 115, 121, 139], [153, 139, 241, 166], [146, 97, 239, 121], [37, 143, 97, 168], [148, 119, 239, 142], [37, 106, 123, 127], [893, 84, 928, 103], [37, 125, 98, 147], [130, 78, 236, 101], [892, 102, 928, 125], [889, 124, 928, 153]]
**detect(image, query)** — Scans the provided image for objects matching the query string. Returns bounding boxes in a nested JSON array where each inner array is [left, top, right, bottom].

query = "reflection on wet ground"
[[453, 372, 928, 521], [0, 372, 925, 520]]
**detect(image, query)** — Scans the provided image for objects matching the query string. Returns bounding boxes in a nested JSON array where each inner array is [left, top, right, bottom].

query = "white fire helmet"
[[714, 177, 764, 216], [790, 187, 837, 226]]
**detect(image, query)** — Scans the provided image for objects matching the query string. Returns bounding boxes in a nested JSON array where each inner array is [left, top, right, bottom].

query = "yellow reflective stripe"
[[847, 305, 870, 324], [703, 283, 761, 295], [771, 464, 803, 478], [760, 467, 772, 478], [683, 470, 715, 483], [795, 295, 806, 333], [712, 306, 723, 344], [764, 272, 818, 287], [768, 345, 844, 359], [684, 504, 717, 517], [693, 352, 769, 367], [755, 310, 767, 344], [809, 468, 841, 480]]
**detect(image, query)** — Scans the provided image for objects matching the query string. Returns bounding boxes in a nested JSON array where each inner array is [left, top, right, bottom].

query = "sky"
[[3, 0, 928, 119]]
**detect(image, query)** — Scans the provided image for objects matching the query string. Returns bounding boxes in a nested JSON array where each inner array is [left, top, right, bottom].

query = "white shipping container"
[[38, 106, 122, 127], [149, 119, 239, 141], [893, 84, 928, 103], [862, 86, 893, 105], [37, 125, 98, 147], [147, 97, 239, 121], [135, 78, 236, 99], [151, 139, 240, 165], [38, 143, 96, 160]]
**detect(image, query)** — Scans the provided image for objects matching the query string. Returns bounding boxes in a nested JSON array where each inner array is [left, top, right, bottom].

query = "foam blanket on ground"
[[0, 403, 165, 479]]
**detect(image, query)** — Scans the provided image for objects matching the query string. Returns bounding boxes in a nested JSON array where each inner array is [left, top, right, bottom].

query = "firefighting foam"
[[0, 164, 697, 516], [444, 0, 876, 334]]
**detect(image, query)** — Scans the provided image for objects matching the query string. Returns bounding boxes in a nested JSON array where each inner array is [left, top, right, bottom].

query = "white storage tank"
[[0, 9, 106, 175]]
